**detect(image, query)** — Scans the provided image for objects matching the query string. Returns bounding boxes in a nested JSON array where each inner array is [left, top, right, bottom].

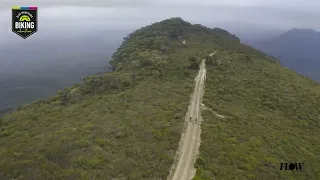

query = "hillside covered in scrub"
[[0, 18, 319, 180]]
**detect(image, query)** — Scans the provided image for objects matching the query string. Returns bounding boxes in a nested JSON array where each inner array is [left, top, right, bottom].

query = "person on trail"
[[189, 117, 192, 121]]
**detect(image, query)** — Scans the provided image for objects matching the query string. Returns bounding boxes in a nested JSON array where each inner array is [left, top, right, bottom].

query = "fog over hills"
[[211, 22, 286, 43], [0, 26, 129, 113], [247, 28, 320, 83]]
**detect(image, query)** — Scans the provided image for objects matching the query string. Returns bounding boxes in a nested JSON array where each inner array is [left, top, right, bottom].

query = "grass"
[[194, 51, 320, 180]]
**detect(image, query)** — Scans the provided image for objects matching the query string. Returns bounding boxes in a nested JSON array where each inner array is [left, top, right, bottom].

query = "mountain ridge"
[[0, 17, 319, 180]]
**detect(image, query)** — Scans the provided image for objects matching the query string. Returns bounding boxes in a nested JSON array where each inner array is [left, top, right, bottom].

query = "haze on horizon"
[[1, 0, 320, 44]]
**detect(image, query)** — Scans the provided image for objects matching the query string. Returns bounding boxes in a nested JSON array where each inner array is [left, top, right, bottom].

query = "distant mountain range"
[[247, 28, 320, 82]]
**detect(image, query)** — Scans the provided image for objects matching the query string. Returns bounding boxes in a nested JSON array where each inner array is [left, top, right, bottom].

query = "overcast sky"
[[1, 0, 319, 43]]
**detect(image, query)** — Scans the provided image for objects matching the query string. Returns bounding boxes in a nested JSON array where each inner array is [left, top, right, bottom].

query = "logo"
[[12, 6, 38, 39], [280, 163, 304, 171]]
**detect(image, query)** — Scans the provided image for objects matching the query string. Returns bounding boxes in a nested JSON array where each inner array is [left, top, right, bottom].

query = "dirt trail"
[[167, 52, 213, 180]]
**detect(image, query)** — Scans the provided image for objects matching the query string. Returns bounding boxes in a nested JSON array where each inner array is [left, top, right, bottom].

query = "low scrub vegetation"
[[1, 17, 319, 180], [195, 51, 320, 180]]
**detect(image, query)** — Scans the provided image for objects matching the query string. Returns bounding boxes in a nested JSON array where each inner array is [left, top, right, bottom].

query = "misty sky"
[[0, 0, 319, 43]]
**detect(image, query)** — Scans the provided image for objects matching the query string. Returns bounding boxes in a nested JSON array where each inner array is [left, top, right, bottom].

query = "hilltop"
[[0, 18, 319, 180]]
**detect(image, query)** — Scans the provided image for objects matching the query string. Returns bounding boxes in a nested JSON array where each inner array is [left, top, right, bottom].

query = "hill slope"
[[196, 49, 320, 180], [0, 18, 319, 180], [248, 28, 320, 82]]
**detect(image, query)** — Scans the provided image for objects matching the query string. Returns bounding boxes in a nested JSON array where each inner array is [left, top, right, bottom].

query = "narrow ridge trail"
[[168, 52, 215, 180]]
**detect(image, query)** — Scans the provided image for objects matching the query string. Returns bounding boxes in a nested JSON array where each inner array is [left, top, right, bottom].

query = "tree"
[[188, 56, 197, 63], [205, 55, 213, 65], [188, 56, 199, 69], [160, 46, 170, 53]]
